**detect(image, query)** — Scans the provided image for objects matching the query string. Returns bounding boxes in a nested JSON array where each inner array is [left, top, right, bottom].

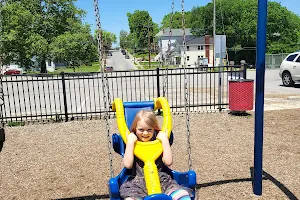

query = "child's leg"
[[168, 188, 191, 200]]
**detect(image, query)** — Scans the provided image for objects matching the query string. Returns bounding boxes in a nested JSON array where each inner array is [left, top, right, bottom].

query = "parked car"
[[125, 55, 130, 59], [105, 66, 114, 72], [4, 69, 22, 75], [279, 52, 300, 86], [2, 64, 24, 75]]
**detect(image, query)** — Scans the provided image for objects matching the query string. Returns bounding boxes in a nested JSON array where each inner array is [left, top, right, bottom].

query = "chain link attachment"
[[0, 0, 4, 129], [162, 0, 175, 98], [181, 0, 192, 171], [93, 0, 114, 178], [167, 0, 175, 65]]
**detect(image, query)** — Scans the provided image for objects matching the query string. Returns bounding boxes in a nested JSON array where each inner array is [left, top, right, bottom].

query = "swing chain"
[[167, 0, 175, 62], [0, 74, 4, 129], [93, 0, 114, 178], [181, 0, 192, 170], [162, 0, 174, 97], [162, 68, 169, 97], [0, 1, 4, 129]]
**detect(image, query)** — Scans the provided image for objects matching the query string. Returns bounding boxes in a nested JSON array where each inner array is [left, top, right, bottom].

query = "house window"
[[187, 46, 189, 51], [187, 56, 190, 61], [198, 56, 200, 59], [201, 55, 204, 58], [198, 46, 204, 50]]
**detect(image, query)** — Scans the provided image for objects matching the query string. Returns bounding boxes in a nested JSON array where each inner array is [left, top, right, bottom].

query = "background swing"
[[93, 0, 197, 199]]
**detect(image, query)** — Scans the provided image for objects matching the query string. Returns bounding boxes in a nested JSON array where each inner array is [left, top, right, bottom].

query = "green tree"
[[50, 32, 97, 67], [119, 30, 128, 49], [1, 1, 35, 67], [1, 0, 91, 72], [160, 11, 192, 29], [189, 0, 300, 62], [127, 10, 154, 51], [266, 1, 300, 53], [101, 30, 117, 50]]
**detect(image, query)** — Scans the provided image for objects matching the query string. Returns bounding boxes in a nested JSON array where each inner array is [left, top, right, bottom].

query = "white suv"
[[279, 52, 300, 86]]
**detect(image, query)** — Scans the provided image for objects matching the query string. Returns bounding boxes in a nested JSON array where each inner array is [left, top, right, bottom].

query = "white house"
[[155, 28, 215, 67]]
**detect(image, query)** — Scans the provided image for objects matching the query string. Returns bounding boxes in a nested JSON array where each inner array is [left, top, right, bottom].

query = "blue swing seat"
[[108, 100, 196, 200]]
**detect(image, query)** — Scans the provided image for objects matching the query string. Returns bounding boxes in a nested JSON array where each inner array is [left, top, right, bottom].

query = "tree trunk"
[[41, 57, 47, 73]]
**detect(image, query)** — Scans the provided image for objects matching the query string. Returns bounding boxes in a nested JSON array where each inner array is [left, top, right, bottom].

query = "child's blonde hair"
[[130, 109, 161, 133]]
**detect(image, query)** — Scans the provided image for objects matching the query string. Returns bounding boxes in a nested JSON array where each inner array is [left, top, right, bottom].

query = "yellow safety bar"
[[112, 97, 172, 195]]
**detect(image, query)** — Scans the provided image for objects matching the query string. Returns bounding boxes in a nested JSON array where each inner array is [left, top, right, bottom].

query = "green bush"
[[7, 121, 25, 127]]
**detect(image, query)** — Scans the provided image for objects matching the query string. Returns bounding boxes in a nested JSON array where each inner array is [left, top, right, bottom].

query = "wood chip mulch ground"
[[0, 109, 299, 200]]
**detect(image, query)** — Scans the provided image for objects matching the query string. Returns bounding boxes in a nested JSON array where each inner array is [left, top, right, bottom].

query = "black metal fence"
[[0, 66, 245, 123]]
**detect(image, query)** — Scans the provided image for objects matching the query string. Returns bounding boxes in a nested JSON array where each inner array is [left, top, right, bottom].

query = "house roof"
[[155, 28, 193, 37], [186, 37, 214, 45], [167, 36, 213, 46]]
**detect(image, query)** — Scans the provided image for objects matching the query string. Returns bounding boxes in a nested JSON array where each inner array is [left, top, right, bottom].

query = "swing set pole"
[[253, 0, 268, 196]]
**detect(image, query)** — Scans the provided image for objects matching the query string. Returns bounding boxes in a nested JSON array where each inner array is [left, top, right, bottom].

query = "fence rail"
[[265, 53, 289, 69], [1, 66, 245, 123]]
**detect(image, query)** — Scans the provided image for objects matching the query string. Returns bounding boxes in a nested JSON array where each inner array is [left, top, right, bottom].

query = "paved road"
[[247, 68, 300, 94], [247, 68, 300, 110], [106, 50, 136, 71]]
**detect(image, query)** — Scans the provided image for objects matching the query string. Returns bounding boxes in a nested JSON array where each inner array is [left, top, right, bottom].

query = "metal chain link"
[[167, 0, 175, 63], [93, 0, 114, 178], [159, 37, 163, 68], [0, 0, 4, 128], [0, 75, 3, 129], [162, 0, 174, 97], [162, 68, 168, 97], [181, 0, 192, 171]]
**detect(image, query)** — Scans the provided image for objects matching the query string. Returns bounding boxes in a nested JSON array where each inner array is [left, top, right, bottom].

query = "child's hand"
[[157, 129, 169, 142], [126, 131, 137, 144]]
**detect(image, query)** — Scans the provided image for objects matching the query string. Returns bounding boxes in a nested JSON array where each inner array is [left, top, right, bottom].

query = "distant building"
[[155, 28, 214, 67]]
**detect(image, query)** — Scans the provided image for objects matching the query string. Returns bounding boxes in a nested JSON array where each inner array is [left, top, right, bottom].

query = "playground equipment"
[[93, 0, 268, 197], [109, 97, 196, 199], [93, 0, 196, 198]]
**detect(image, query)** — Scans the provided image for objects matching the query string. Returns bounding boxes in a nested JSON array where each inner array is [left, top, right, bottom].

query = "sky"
[[74, 0, 299, 46]]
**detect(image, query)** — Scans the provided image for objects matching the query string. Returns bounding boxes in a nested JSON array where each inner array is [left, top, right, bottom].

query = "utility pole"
[[213, 0, 216, 67]]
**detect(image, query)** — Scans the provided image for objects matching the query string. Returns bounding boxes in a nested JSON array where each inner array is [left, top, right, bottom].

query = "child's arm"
[[157, 130, 173, 166], [123, 132, 137, 169]]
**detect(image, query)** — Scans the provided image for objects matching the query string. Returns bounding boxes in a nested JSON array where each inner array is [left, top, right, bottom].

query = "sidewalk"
[[263, 95, 300, 111], [248, 93, 300, 111]]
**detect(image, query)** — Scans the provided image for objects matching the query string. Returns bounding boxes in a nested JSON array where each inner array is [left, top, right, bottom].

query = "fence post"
[[0, 74, 5, 152], [156, 68, 161, 115], [156, 68, 161, 97], [61, 72, 69, 122], [243, 65, 247, 79], [218, 65, 222, 111]]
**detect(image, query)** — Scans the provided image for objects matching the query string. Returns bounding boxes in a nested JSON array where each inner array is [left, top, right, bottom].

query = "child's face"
[[136, 119, 155, 142]]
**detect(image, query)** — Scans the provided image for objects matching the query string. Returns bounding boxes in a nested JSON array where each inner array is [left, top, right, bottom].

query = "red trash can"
[[229, 79, 254, 111]]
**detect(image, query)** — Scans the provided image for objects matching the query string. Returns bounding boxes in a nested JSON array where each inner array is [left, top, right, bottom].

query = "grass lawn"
[[25, 62, 100, 75], [50, 62, 100, 74]]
